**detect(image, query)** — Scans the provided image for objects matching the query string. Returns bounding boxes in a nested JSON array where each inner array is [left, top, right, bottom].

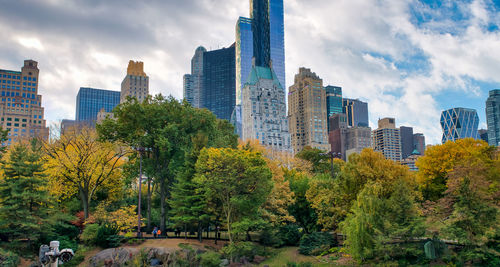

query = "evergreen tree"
[[0, 140, 51, 247]]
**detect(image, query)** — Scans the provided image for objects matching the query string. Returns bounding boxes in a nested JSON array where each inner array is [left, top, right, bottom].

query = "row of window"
[[0, 80, 36, 86], [0, 74, 36, 81], [1, 85, 36, 91], [1, 91, 37, 98]]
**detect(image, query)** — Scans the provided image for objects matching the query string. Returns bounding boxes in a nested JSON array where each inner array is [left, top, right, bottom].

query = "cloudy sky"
[[0, 0, 499, 144]]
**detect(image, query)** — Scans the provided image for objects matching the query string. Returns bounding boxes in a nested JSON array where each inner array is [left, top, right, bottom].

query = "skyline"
[[1, 0, 500, 144]]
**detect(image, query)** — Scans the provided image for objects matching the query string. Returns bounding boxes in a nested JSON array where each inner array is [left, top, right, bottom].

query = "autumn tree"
[[307, 149, 417, 230], [0, 140, 51, 246], [98, 95, 237, 233], [44, 127, 127, 219], [194, 147, 272, 243], [239, 140, 295, 226], [416, 138, 495, 201]]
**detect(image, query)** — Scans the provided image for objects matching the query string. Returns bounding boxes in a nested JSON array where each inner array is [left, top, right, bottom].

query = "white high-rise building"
[[241, 65, 290, 152]]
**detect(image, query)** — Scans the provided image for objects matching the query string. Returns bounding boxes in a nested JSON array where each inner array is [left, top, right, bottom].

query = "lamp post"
[[321, 151, 342, 178], [136, 147, 145, 238]]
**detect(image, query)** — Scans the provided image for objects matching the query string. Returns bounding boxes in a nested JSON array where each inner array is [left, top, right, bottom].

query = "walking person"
[[152, 227, 158, 238]]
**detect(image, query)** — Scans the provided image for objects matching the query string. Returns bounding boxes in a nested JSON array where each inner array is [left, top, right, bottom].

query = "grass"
[[259, 247, 334, 267]]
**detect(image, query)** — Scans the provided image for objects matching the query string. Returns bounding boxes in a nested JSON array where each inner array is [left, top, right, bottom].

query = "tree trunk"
[[160, 178, 166, 236], [146, 176, 152, 232], [184, 224, 187, 239], [79, 188, 89, 219], [198, 221, 202, 243]]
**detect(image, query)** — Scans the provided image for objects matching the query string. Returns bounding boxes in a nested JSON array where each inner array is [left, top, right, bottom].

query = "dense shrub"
[[286, 262, 313, 267], [95, 224, 120, 248], [259, 228, 283, 248], [298, 232, 337, 256], [221, 242, 267, 262], [199, 251, 221, 267], [278, 224, 303, 246], [80, 224, 100, 246], [0, 248, 19, 267]]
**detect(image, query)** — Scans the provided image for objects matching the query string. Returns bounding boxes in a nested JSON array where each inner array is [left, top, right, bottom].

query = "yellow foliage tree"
[[416, 138, 495, 201], [239, 140, 295, 225], [307, 149, 417, 231], [44, 127, 128, 219], [93, 202, 142, 233]]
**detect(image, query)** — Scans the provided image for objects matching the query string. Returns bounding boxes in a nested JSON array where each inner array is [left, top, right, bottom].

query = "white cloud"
[[0, 0, 499, 144]]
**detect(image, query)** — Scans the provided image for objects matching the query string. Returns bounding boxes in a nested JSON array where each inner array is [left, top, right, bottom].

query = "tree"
[[0, 140, 51, 246], [295, 146, 330, 174], [0, 127, 8, 156], [44, 127, 127, 219], [285, 169, 318, 234], [340, 179, 425, 262], [416, 138, 494, 201], [239, 140, 295, 226], [98, 95, 237, 233], [441, 160, 499, 247], [307, 149, 416, 231], [194, 147, 272, 243]]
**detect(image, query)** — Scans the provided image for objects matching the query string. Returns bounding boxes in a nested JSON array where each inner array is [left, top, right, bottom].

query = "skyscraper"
[[0, 60, 49, 145], [325, 85, 343, 131], [121, 61, 149, 104], [202, 45, 236, 121], [241, 0, 290, 152], [440, 107, 479, 144], [75, 87, 120, 123], [234, 0, 286, 135], [329, 113, 348, 159], [373, 118, 402, 162], [486, 89, 500, 146], [413, 133, 426, 155], [183, 46, 206, 108], [236, 17, 253, 106], [343, 98, 369, 127], [400, 126, 414, 159], [241, 66, 290, 151], [288, 68, 329, 154]]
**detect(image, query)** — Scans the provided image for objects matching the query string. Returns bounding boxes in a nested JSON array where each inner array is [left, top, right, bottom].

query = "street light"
[[135, 147, 146, 238], [320, 151, 342, 178]]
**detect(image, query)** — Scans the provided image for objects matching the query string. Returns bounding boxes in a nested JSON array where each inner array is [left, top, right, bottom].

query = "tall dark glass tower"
[[251, 0, 271, 68], [202, 45, 236, 121]]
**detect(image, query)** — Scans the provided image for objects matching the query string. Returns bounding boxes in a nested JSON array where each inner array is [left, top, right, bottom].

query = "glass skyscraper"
[[440, 107, 479, 144], [202, 45, 236, 121], [76, 87, 120, 122], [325, 85, 343, 131], [236, 0, 285, 102], [486, 89, 500, 146], [343, 98, 369, 127], [236, 17, 253, 106]]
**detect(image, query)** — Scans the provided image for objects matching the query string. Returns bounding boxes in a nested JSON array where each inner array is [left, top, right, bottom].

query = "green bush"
[[259, 227, 284, 248], [96, 224, 120, 248], [80, 224, 100, 246], [221, 242, 267, 262], [0, 248, 19, 267], [298, 232, 337, 256], [278, 224, 303, 246], [286, 262, 313, 267], [199, 251, 221, 267]]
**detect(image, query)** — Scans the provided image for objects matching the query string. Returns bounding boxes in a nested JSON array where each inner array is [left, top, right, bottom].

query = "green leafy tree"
[[295, 146, 330, 174], [194, 147, 272, 243], [98, 95, 237, 233], [284, 169, 318, 234], [0, 140, 51, 247]]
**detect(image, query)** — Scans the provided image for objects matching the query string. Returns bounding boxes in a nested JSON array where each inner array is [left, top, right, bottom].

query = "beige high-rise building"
[[373, 118, 402, 162], [288, 68, 329, 154], [121, 60, 149, 103], [0, 60, 49, 145]]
